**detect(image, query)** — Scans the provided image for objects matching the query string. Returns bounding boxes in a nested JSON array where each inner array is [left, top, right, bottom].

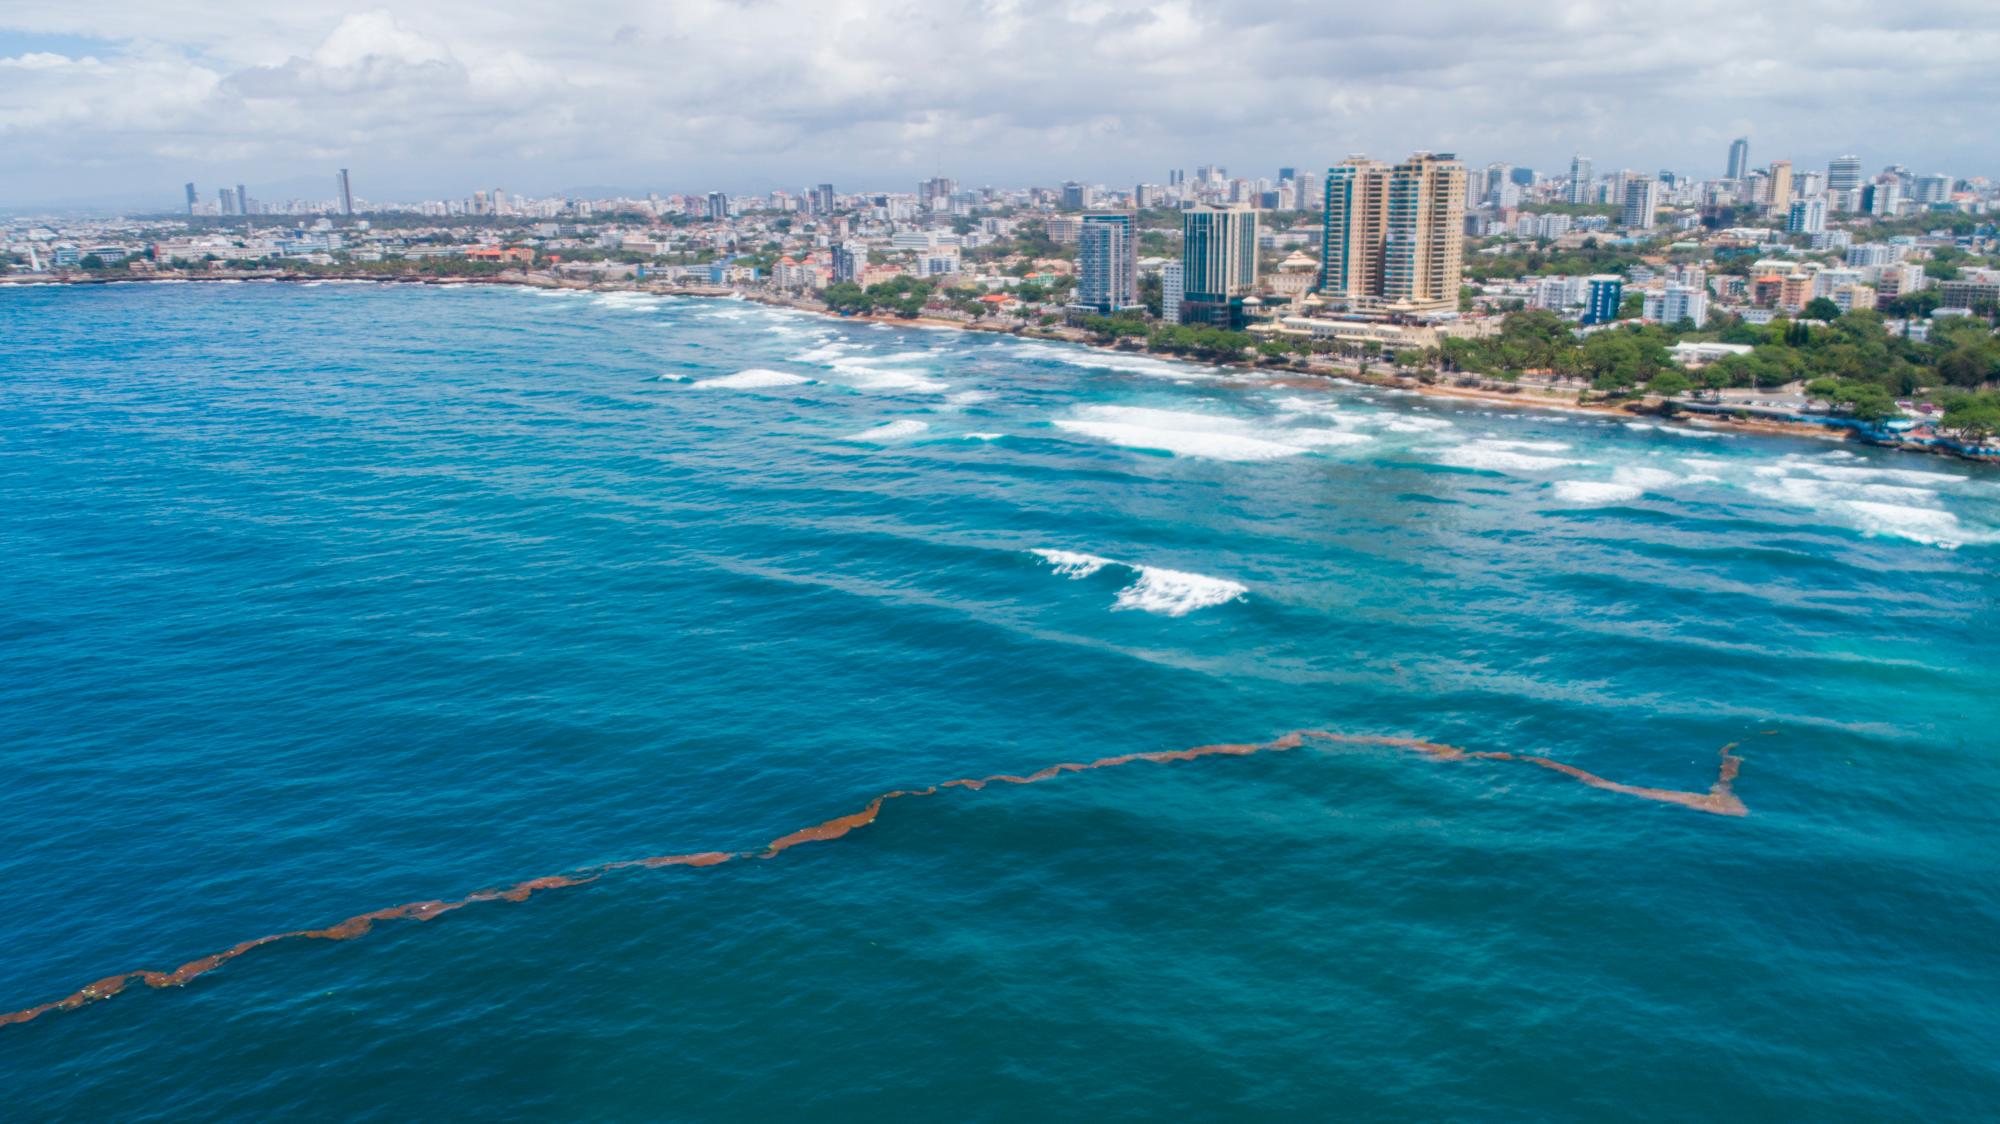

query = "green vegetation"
[[1145, 323, 1256, 361], [1429, 307, 2000, 421], [1804, 377, 1899, 422], [1939, 390, 2000, 443], [822, 276, 934, 318]]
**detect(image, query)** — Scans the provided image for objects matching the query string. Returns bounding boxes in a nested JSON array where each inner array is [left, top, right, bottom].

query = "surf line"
[[0, 731, 1745, 1030]]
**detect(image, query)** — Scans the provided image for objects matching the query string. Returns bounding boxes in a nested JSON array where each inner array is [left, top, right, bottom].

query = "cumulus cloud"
[[1, 0, 1997, 205]]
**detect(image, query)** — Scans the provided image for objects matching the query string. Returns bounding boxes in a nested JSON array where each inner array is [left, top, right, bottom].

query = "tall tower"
[[1073, 212, 1138, 313], [235, 184, 249, 216], [184, 182, 198, 215], [1827, 155, 1861, 193], [1567, 155, 1594, 205], [1319, 153, 1466, 314], [1727, 137, 1750, 180], [1767, 160, 1794, 211], [1621, 176, 1659, 230], [1179, 204, 1260, 327], [337, 168, 354, 216]]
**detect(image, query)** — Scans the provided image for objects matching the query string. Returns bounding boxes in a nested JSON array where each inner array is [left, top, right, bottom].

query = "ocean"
[[2, 281, 1997, 1120]]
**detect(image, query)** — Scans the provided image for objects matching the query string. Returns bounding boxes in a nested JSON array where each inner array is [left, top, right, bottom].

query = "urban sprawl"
[[7, 144, 1999, 456]]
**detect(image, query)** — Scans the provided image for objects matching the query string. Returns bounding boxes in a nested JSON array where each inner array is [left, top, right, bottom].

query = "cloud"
[[1, 1, 1997, 205]]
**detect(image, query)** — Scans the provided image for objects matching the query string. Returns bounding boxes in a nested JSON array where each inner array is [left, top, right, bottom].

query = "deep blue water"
[[2, 281, 1998, 1120]]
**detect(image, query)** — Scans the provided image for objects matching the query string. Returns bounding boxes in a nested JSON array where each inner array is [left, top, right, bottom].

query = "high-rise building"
[[1072, 212, 1139, 313], [813, 184, 836, 214], [1643, 284, 1708, 328], [1567, 155, 1594, 205], [337, 168, 354, 216], [1827, 155, 1861, 194], [1060, 181, 1087, 210], [1787, 198, 1827, 235], [1913, 174, 1952, 204], [1278, 167, 1297, 183], [1864, 177, 1901, 217], [1179, 204, 1260, 328], [1510, 167, 1536, 187], [830, 240, 866, 283], [217, 187, 234, 215], [235, 184, 249, 216], [1294, 172, 1320, 211], [1161, 261, 1185, 325], [1583, 275, 1624, 325], [1621, 176, 1659, 231], [1727, 137, 1750, 180], [706, 191, 729, 220], [1319, 152, 1467, 315], [184, 182, 198, 215], [1766, 160, 1793, 211], [919, 176, 955, 210]]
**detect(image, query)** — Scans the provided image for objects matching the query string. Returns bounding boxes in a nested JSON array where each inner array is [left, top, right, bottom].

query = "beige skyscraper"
[[1318, 152, 1467, 314], [1766, 159, 1794, 212]]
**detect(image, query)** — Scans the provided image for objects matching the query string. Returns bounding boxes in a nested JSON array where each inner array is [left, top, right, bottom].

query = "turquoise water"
[[2, 281, 1998, 1120]]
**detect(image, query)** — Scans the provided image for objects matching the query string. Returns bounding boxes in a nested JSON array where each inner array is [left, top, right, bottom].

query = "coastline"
[[6, 269, 1991, 465]]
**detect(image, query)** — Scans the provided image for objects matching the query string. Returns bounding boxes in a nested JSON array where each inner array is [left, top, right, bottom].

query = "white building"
[[1621, 177, 1659, 231], [1161, 260, 1184, 325], [1643, 284, 1708, 328], [1532, 275, 1589, 311], [1786, 198, 1827, 235]]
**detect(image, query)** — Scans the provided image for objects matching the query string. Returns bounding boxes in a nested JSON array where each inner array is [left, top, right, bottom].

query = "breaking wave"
[[692, 369, 813, 390], [843, 419, 930, 443], [1031, 548, 1246, 616]]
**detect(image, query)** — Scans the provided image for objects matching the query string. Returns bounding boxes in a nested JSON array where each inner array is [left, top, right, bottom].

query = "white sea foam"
[[1053, 406, 1306, 461], [843, 419, 930, 442], [943, 390, 995, 408], [1841, 501, 1987, 549], [1552, 480, 1644, 504], [831, 361, 950, 393], [1272, 395, 1342, 418], [1372, 415, 1457, 433], [1016, 343, 1219, 380], [791, 342, 853, 363], [1434, 440, 1589, 474], [1284, 427, 1375, 448], [1029, 549, 1246, 615], [1031, 549, 1114, 578], [963, 432, 1004, 441], [592, 292, 657, 310], [1614, 466, 1683, 491], [1792, 460, 1964, 488], [1113, 566, 1248, 616], [692, 368, 812, 390], [1740, 463, 1995, 548], [1483, 439, 1573, 453]]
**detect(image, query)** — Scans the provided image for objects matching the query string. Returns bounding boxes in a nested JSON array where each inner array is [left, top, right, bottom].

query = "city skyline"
[[5, 4, 2000, 208]]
